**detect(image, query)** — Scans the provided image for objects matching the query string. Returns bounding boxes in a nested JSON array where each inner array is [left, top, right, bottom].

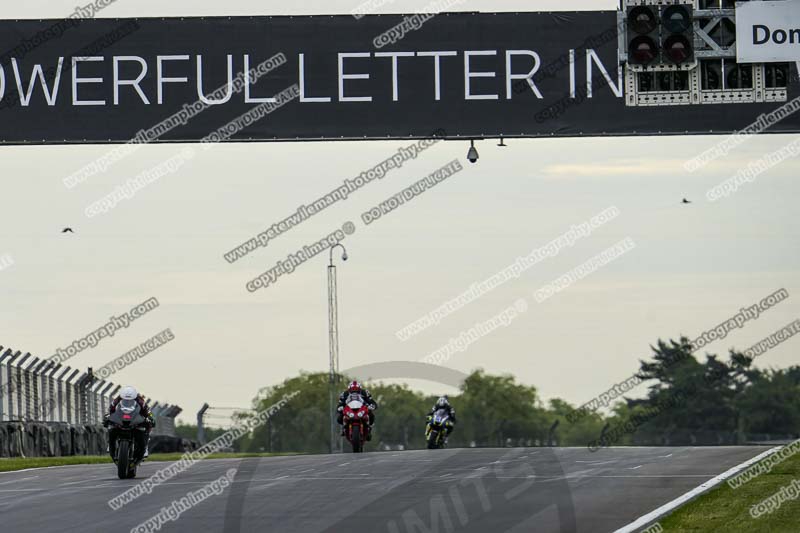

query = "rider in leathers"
[[337, 381, 378, 440]]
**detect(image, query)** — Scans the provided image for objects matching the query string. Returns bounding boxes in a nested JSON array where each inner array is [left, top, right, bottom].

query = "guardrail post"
[[37, 360, 50, 421], [15, 353, 31, 421], [197, 403, 209, 444], [55, 366, 70, 423], [78, 368, 95, 425], [30, 357, 39, 421], [31, 359, 47, 422], [75, 372, 87, 425], [90, 379, 108, 425], [27, 356, 40, 421], [64, 369, 81, 424], [88, 378, 98, 425], [0, 348, 12, 421], [98, 382, 115, 423], [43, 362, 59, 422], [8, 351, 21, 420]]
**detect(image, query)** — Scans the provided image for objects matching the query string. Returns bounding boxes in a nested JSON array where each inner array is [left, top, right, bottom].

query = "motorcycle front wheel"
[[351, 426, 362, 453], [117, 440, 131, 479], [427, 430, 440, 449]]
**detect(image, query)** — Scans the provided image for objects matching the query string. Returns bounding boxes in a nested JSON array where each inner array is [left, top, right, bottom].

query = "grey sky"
[[1, 0, 798, 424]]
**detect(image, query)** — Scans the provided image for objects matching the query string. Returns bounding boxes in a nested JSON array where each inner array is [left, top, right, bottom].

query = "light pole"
[[328, 243, 347, 454]]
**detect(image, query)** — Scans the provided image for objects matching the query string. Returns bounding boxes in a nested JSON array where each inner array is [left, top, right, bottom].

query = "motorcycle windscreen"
[[117, 399, 144, 425]]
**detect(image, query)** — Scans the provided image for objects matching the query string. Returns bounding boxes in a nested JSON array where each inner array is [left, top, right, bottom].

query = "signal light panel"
[[627, 3, 694, 67], [620, 0, 791, 107]]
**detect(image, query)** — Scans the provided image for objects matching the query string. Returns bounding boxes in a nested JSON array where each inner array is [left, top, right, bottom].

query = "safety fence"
[[0, 345, 179, 425], [0, 344, 190, 457]]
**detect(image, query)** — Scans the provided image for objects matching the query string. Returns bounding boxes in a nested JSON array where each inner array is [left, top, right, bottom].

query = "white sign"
[[736, 0, 800, 63]]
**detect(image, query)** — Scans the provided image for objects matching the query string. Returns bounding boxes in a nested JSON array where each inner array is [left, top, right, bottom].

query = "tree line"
[[177, 337, 799, 452]]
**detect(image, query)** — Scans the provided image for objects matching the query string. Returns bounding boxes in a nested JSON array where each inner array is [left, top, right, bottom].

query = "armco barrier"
[[0, 423, 197, 458], [149, 434, 197, 454], [0, 422, 108, 458]]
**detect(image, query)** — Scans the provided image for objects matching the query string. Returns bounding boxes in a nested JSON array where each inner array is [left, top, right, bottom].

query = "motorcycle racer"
[[103, 386, 155, 460], [337, 381, 377, 439], [427, 395, 456, 441]]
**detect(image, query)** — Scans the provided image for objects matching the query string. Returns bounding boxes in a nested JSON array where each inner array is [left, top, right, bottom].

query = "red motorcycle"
[[342, 393, 371, 453]]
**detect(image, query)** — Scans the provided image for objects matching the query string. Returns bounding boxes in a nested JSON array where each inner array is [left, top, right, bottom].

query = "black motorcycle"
[[426, 408, 453, 449], [106, 399, 148, 479]]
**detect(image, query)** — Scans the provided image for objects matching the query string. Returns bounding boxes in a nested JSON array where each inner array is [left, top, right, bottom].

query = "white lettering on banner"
[[0, 50, 624, 108], [338, 52, 372, 102], [157, 55, 190, 104]]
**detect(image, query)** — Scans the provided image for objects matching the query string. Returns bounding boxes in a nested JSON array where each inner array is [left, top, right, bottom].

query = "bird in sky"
[[61, 228, 74, 233], [682, 198, 692, 204]]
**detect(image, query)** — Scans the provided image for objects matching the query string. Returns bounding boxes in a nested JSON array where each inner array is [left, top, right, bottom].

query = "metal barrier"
[[0, 345, 179, 428], [151, 403, 182, 437], [0, 344, 190, 457]]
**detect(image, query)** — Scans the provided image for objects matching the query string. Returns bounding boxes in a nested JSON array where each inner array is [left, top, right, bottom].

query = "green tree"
[[579, 338, 800, 448], [738, 367, 800, 438], [242, 372, 333, 454], [368, 383, 430, 450], [175, 423, 234, 449], [229, 348, 798, 455], [548, 398, 607, 446], [456, 370, 549, 447]]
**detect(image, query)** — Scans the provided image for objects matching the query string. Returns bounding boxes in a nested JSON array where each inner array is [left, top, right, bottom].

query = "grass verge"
[[656, 448, 800, 532]]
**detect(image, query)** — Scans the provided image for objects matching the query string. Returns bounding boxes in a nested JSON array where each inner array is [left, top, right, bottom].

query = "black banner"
[[0, 12, 798, 144]]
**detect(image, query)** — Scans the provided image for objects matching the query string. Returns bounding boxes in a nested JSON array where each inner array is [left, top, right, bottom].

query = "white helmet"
[[120, 386, 138, 400], [436, 396, 449, 408]]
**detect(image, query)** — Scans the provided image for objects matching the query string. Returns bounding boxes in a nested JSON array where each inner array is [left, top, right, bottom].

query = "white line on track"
[[613, 446, 782, 533], [0, 463, 105, 476], [62, 477, 110, 486], [574, 474, 722, 479], [0, 476, 38, 486], [251, 476, 292, 491]]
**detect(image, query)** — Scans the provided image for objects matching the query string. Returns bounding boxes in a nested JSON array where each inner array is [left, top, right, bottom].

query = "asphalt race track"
[[0, 446, 770, 533]]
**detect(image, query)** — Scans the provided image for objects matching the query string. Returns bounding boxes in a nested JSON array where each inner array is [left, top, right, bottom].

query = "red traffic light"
[[630, 36, 658, 65], [663, 35, 692, 64]]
